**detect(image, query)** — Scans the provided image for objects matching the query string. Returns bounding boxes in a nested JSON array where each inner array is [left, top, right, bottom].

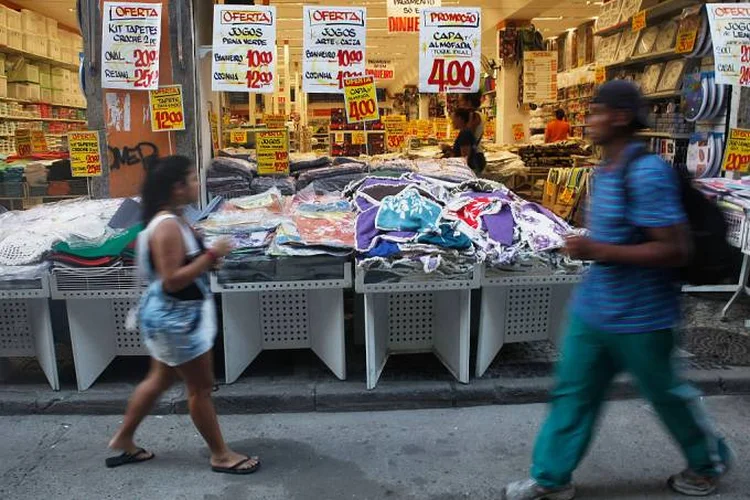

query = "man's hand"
[[564, 235, 602, 261]]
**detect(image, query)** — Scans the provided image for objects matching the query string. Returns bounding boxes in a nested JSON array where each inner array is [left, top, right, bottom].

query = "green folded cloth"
[[53, 224, 143, 259]]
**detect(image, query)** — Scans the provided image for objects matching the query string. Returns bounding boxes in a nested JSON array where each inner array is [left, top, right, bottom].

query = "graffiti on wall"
[[108, 142, 159, 170]]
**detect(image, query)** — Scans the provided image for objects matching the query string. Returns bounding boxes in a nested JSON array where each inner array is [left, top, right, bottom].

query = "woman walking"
[[106, 155, 260, 475]]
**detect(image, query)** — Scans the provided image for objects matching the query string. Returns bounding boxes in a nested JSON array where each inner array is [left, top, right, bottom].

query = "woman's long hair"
[[141, 155, 193, 223]]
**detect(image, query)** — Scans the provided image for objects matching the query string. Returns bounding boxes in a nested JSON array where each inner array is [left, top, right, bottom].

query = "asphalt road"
[[2, 396, 749, 499]]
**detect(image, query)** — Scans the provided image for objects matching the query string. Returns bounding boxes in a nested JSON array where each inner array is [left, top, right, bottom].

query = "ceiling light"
[[532, 16, 564, 21]]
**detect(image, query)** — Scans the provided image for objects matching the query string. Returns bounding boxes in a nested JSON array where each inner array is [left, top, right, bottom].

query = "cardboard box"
[[39, 72, 50, 88], [40, 86, 52, 103], [27, 82, 40, 101], [6, 9, 20, 31], [0, 6, 8, 29], [0, 76, 7, 98], [47, 44, 60, 62], [51, 74, 66, 90], [0, 26, 7, 47], [0, 54, 5, 77], [45, 18, 57, 38], [7, 29, 22, 50], [8, 82, 30, 100], [21, 9, 43, 33], [8, 59, 39, 84], [51, 88, 65, 104]]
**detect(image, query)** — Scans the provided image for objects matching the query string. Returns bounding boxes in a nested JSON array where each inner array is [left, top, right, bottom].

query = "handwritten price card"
[[707, 4, 750, 86], [419, 8, 481, 93], [343, 76, 379, 124], [723, 128, 750, 172], [434, 118, 448, 140], [14, 130, 47, 156], [385, 115, 407, 151], [512, 123, 525, 142], [257, 130, 289, 175], [303, 6, 367, 93], [263, 114, 286, 129], [68, 131, 103, 177], [149, 85, 185, 132], [387, 0, 440, 33], [102, 2, 162, 90], [631, 10, 647, 32], [212, 5, 277, 93]]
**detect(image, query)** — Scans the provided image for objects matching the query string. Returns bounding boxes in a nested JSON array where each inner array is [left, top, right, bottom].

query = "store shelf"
[[329, 130, 384, 134], [606, 49, 685, 70], [0, 44, 79, 71], [643, 89, 682, 100], [0, 116, 85, 123], [483, 89, 496, 95], [594, 0, 700, 37], [0, 96, 86, 110], [636, 130, 693, 139]]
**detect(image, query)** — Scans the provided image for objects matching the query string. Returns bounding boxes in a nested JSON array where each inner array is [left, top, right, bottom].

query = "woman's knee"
[[186, 383, 213, 400]]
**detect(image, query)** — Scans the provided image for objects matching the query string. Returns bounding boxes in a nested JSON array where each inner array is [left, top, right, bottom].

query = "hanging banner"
[[149, 85, 185, 132], [257, 130, 289, 175], [419, 8, 481, 93], [706, 4, 750, 86], [101, 2, 162, 90], [212, 5, 277, 93], [523, 51, 558, 103], [384, 115, 407, 151], [365, 59, 395, 81], [387, 0, 440, 33], [303, 6, 367, 94], [722, 128, 750, 172], [343, 76, 380, 123], [68, 131, 103, 177]]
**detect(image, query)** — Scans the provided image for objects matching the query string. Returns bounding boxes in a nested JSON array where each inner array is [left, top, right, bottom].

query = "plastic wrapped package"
[[0, 262, 50, 289], [250, 176, 296, 195]]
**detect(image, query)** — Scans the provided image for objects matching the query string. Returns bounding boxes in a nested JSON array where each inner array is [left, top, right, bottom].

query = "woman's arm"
[[150, 219, 218, 293]]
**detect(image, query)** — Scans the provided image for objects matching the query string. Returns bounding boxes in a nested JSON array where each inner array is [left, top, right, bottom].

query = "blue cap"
[[592, 79, 650, 129]]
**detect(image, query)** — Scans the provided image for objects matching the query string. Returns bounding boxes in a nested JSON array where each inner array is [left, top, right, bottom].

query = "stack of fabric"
[[482, 150, 528, 179], [346, 174, 478, 278], [206, 156, 257, 200], [517, 140, 591, 169], [296, 162, 369, 192], [0, 165, 24, 182]]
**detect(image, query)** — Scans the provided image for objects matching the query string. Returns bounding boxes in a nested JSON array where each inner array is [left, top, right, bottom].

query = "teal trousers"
[[531, 314, 730, 488]]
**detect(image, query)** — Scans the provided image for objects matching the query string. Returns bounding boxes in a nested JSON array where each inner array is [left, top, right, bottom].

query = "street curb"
[[2, 367, 750, 416]]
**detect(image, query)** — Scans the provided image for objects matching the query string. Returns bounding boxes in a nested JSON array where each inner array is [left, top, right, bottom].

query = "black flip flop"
[[211, 456, 261, 475], [105, 447, 155, 468]]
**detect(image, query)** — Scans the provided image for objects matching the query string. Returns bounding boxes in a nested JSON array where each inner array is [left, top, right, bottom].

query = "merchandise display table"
[[51, 267, 146, 391], [0, 274, 58, 390], [476, 266, 582, 378], [210, 260, 351, 383], [356, 266, 480, 389]]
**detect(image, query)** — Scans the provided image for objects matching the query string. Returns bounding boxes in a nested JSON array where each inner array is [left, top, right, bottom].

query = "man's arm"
[[566, 224, 690, 267]]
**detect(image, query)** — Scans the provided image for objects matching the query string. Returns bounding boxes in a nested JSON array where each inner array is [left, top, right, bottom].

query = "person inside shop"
[[545, 109, 571, 143], [458, 91, 485, 146], [446, 107, 485, 174], [502, 80, 731, 500], [106, 155, 260, 475]]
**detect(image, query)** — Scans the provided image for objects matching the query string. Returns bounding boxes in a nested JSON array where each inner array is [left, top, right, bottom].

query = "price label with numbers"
[[351, 131, 367, 145], [15, 129, 47, 157], [263, 114, 286, 129], [230, 129, 248, 144], [343, 76, 379, 124], [512, 123, 525, 142], [722, 128, 750, 172], [595, 66, 607, 84], [419, 8, 481, 93], [149, 85, 185, 132], [257, 130, 289, 175], [101, 2, 162, 90], [68, 131, 103, 177], [632, 10, 647, 32], [212, 5, 277, 93], [434, 118, 448, 140], [303, 7, 367, 94], [384, 115, 407, 152], [706, 5, 750, 87]]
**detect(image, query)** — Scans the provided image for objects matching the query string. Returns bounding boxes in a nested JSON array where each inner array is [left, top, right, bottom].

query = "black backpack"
[[625, 153, 733, 285]]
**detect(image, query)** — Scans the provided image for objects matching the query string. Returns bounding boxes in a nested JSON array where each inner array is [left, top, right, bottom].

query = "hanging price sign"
[[149, 85, 185, 132], [343, 76, 380, 124], [631, 10, 647, 32], [303, 7, 367, 93], [512, 123, 525, 142], [68, 131, 103, 177], [384, 115, 407, 151], [722, 128, 750, 172], [595, 66, 607, 84], [707, 4, 750, 87], [334, 132, 345, 144], [263, 114, 286, 129], [230, 129, 248, 144], [14, 129, 47, 156], [434, 118, 448, 140], [101, 2, 162, 90], [416, 120, 431, 139], [212, 5, 277, 93], [675, 7, 701, 54], [351, 131, 367, 145], [257, 130, 289, 175], [419, 8, 481, 93]]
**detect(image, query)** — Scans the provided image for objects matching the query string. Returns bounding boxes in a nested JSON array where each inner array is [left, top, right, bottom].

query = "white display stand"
[[0, 274, 58, 390], [682, 205, 750, 324], [210, 263, 351, 384], [356, 266, 479, 389], [476, 266, 582, 378], [51, 267, 146, 391]]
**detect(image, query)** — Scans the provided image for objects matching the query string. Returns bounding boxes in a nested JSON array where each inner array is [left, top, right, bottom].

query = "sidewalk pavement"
[[2, 397, 749, 499], [1, 294, 750, 415]]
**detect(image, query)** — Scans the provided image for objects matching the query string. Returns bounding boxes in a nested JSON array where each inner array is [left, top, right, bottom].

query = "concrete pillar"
[[418, 95, 430, 120]]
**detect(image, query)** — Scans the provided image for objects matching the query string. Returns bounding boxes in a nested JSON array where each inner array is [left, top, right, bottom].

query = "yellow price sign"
[[434, 118, 448, 141], [722, 128, 750, 172], [632, 10, 646, 32], [675, 25, 699, 54], [512, 123, 525, 142], [595, 66, 607, 84], [263, 114, 287, 130], [384, 115, 407, 151], [230, 129, 248, 144], [343, 76, 379, 124], [68, 131, 102, 177], [417, 119, 431, 139], [333, 132, 345, 144], [149, 85, 185, 132], [351, 131, 367, 145], [559, 188, 575, 204], [257, 130, 289, 176]]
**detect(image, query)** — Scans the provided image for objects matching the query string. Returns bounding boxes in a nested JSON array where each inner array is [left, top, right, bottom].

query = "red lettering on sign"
[[388, 17, 420, 32], [428, 12, 478, 25], [114, 6, 158, 17], [311, 10, 363, 24], [222, 10, 272, 24], [427, 59, 475, 91]]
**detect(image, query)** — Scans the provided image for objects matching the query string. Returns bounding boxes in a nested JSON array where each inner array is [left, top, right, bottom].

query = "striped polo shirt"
[[572, 142, 686, 333]]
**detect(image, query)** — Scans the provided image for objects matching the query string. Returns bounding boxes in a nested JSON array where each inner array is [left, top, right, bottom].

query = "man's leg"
[[530, 314, 620, 489], [616, 330, 730, 489]]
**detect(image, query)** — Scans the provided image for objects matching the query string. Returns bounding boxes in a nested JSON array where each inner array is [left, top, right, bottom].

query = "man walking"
[[502, 81, 731, 500]]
